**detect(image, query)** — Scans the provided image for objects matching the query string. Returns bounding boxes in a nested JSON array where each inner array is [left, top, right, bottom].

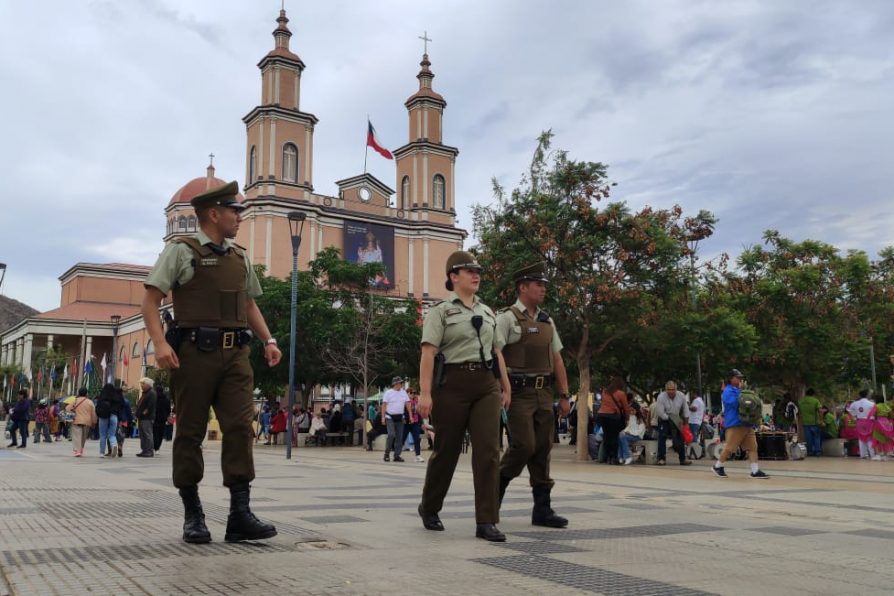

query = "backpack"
[[738, 390, 763, 426], [95, 399, 111, 419]]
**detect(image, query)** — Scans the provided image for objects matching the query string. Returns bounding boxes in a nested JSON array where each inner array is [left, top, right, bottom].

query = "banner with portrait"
[[343, 221, 395, 289]]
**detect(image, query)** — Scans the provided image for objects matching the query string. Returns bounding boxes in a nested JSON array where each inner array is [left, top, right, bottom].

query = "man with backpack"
[[712, 369, 769, 479]]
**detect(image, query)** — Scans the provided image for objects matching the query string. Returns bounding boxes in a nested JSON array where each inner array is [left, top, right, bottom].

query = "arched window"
[[401, 176, 410, 210], [187, 215, 196, 230], [282, 143, 298, 183], [132, 342, 140, 357], [249, 145, 257, 183], [432, 174, 445, 209], [178, 216, 187, 231], [146, 340, 154, 355]]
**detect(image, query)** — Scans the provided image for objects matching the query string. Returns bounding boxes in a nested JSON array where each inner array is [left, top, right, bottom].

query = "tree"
[[474, 131, 715, 459]]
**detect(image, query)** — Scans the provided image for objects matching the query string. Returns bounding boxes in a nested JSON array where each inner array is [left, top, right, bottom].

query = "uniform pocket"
[[220, 290, 245, 323]]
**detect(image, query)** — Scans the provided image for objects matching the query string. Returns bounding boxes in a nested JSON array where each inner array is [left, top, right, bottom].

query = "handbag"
[[59, 398, 84, 424], [5, 419, 13, 432]]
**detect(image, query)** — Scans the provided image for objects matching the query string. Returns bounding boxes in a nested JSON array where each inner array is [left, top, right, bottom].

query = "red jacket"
[[271, 411, 287, 433]]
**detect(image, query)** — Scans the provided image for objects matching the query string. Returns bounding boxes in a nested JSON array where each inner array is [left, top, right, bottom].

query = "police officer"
[[141, 180, 282, 544], [495, 262, 570, 528], [417, 251, 512, 542]]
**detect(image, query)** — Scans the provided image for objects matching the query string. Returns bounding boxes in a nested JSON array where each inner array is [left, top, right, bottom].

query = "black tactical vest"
[[501, 307, 553, 374], [171, 237, 248, 329]]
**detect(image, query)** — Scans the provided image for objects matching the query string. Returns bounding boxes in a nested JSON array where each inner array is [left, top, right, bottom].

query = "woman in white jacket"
[[618, 401, 646, 465]]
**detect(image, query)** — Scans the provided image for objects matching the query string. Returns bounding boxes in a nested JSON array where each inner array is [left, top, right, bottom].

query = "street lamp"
[[285, 211, 306, 461], [110, 314, 121, 385], [0, 262, 6, 293]]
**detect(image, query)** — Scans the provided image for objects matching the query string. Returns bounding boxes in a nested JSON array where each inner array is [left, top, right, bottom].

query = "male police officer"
[[495, 262, 571, 528], [142, 180, 282, 544]]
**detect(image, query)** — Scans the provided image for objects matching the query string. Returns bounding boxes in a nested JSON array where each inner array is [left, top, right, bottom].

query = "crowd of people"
[[2, 377, 175, 458]]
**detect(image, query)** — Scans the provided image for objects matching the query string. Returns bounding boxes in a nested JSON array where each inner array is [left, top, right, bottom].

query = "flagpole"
[[78, 318, 87, 389], [364, 114, 369, 174]]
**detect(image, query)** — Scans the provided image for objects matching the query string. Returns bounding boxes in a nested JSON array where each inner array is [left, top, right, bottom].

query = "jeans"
[[385, 415, 404, 458], [98, 415, 119, 455], [657, 420, 685, 463], [804, 424, 822, 456], [9, 420, 29, 446], [403, 422, 422, 456], [617, 433, 641, 460], [689, 423, 701, 444]]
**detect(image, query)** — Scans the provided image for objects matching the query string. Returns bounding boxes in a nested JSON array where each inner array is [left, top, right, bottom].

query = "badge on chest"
[[199, 257, 219, 266], [527, 327, 540, 334]]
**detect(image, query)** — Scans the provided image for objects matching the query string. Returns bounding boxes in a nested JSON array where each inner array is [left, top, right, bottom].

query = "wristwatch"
[[265, 338, 278, 346]]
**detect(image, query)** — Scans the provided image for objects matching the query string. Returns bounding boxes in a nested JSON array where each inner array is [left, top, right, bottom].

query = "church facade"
[[0, 9, 466, 395]]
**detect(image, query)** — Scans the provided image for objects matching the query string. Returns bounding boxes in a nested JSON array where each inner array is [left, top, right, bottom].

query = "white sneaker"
[[871, 455, 883, 461], [415, 455, 425, 463], [623, 457, 633, 465]]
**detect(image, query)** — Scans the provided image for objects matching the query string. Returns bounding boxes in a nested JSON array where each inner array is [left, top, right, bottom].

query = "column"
[[47, 334, 54, 352], [422, 154, 429, 206], [304, 127, 312, 185], [423, 239, 430, 296], [14, 338, 23, 367], [22, 334, 33, 377], [265, 215, 273, 271], [309, 221, 316, 259], [1, 343, 8, 366], [408, 238, 415, 295]]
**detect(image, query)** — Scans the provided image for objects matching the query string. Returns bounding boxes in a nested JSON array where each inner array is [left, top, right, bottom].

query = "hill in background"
[[0, 295, 39, 334]]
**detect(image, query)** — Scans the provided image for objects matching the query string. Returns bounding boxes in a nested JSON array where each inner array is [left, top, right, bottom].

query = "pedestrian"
[[154, 388, 172, 453], [848, 390, 877, 459], [403, 388, 424, 462], [141, 180, 281, 544], [819, 405, 839, 440], [688, 392, 706, 445], [49, 398, 61, 441], [382, 377, 409, 462], [618, 401, 646, 464], [365, 406, 386, 451], [7, 389, 31, 449], [95, 384, 120, 458], [309, 410, 327, 445], [712, 369, 769, 478], [258, 404, 271, 443], [799, 388, 823, 457], [270, 405, 287, 444], [655, 381, 691, 466], [416, 250, 512, 542], [33, 399, 52, 444], [116, 388, 132, 457], [596, 377, 631, 465], [135, 378, 157, 457], [495, 261, 571, 528], [340, 399, 355, 435], [66, 388, 97, 457]]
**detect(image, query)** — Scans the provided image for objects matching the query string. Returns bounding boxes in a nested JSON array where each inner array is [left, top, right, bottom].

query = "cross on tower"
[[208, 152, 215, 166], [418, 31, 432, 54]]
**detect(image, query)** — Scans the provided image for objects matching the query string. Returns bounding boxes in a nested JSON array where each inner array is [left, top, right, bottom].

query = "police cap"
[[445, 250, 482, 275], [190, 180, 245, 210], [512, 261, 549, 284]]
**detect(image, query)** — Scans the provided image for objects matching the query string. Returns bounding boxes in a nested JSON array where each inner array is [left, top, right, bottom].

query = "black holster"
[[433, 352, 446, 387]]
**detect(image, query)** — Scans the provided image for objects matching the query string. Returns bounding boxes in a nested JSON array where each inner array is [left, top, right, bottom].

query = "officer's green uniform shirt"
[[145, 230, 262, 299], [494, 299, 563, 354], [421, 292, 497, 364]]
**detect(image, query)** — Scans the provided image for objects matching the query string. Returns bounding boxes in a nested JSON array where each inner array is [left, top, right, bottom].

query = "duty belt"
[[445, 361, 493, 372], [183, 327, 253, 350], [509, 374, 554, 390]]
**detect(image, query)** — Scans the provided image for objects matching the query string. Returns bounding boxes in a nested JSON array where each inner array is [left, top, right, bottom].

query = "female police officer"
[[416, 251, 512, 542]]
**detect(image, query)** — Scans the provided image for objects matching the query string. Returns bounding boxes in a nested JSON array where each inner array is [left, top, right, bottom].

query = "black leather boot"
[[224, 483, 277, 542], [179, 486, 211, 544], [498, 475, 512, 507], [475, 523, 506, 542], [532, 485, 568, 528]]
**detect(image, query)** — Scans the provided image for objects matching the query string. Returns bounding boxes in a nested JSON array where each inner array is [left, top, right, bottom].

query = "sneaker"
[[415, 455, 425, 463], [100, 453, 107, 458], [712, 465, 728, 478], [383, 454, 390, 462], [871, 455, 882, 461], [623, 457, 633, 465], [657, 460, 666, 466], [750, 470, 769, 479], [75, 451, 83, 457], [679, 460, 693, 466]]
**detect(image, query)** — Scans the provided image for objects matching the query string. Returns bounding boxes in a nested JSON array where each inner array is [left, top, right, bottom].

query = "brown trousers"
[[719, 426, 758, 464], [170, 341, 256, 488], [421, 368, 501, 524], [500, 386, 555, 489]]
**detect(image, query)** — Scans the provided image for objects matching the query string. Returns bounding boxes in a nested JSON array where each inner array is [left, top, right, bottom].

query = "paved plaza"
[[0, 439, 892, 595]]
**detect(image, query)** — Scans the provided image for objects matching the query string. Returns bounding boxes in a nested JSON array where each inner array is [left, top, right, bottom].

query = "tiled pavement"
[[1, 439, 893, 595]]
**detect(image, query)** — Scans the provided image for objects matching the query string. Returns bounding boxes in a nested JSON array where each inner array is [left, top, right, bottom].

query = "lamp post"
[[286, 211, 306, 461], [110, 315, 121, 385], [0, 262, 6, 293]]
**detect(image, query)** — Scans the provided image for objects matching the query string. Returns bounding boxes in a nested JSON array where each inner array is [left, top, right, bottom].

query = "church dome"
[[167, 165, 244, 208]]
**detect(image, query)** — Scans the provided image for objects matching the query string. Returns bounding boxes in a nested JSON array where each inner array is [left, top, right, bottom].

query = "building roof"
[[34, 301, 142, 323], [168, 176, 244, 207], [58, 262, 152, 284]]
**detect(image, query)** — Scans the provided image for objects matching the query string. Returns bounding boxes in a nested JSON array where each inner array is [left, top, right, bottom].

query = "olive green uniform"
[[496, 299, 563, 489], [420, 292, 502, 524], [145, 229, 262, 489]]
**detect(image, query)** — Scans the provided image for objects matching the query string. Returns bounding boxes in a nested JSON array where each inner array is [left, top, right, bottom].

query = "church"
[[0, 9, 466, 395]]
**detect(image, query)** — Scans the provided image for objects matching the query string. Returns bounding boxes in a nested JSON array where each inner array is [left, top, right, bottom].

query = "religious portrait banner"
[[343, 221, 395, 289]]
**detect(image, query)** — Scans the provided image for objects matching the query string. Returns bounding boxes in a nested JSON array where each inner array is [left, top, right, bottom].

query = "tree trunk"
[[575, 325, 591, 461]]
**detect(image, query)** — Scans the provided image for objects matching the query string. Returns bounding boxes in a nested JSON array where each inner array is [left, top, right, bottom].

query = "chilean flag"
[[367, 120, 393, 160]]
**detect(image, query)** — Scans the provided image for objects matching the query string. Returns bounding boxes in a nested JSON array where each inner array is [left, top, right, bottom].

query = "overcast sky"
[[1, 0, 892, 312]]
